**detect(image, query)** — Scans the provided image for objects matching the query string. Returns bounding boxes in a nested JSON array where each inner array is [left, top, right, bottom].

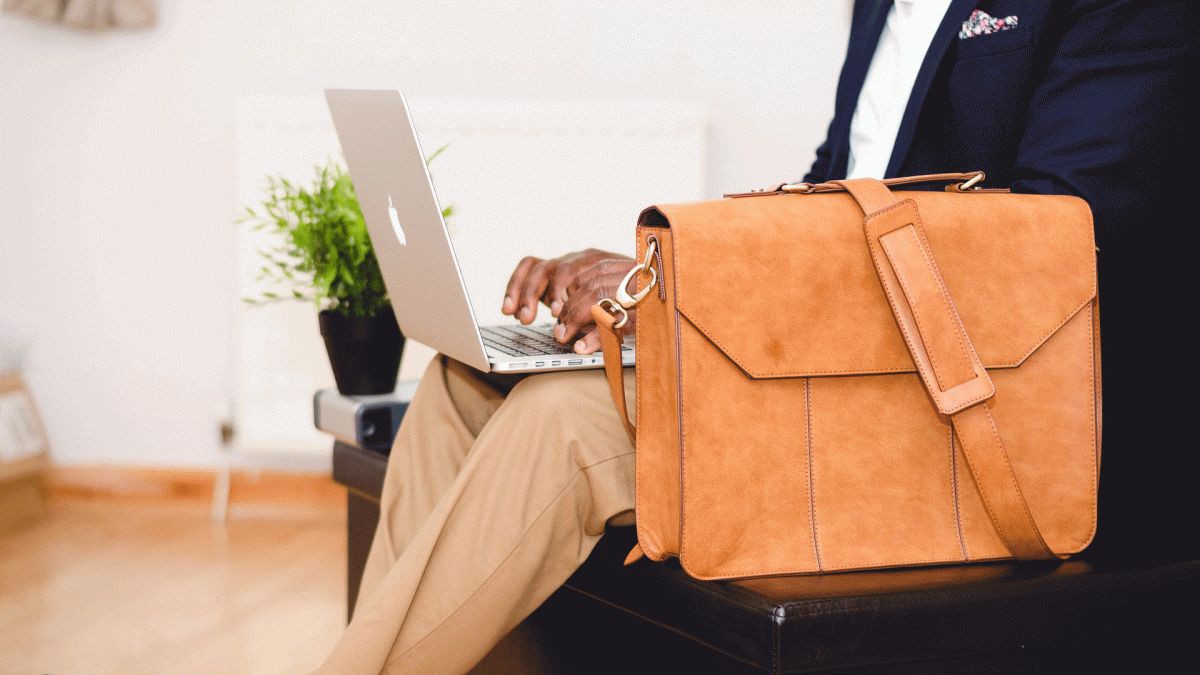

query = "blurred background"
[[1, 0, 848, 469], [0, 1, 848, 672]]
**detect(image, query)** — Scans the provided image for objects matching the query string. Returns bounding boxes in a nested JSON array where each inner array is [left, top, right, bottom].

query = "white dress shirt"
[[846, 0, 955, 180]]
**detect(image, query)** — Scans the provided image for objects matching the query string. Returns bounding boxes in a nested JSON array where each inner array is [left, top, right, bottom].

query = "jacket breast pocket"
[[955, 23, 1034, 61]]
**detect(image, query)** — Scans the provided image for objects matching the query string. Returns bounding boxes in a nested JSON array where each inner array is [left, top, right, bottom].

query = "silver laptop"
[[324, 88, 634, 373]]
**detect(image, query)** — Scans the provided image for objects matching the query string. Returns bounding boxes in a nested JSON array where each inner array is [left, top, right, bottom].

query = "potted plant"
[[241, 152, 452, 395]]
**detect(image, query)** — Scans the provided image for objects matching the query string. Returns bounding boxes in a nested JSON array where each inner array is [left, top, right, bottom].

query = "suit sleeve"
[[803, 137, 833, 185], [1007, 0, 1194, 241]]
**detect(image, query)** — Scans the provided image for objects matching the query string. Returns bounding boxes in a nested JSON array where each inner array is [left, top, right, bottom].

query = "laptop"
[[324, 88, 635, 373]]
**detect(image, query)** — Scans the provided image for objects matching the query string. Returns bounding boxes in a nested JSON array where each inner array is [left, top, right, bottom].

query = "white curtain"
[[2, 0, 155, 30]]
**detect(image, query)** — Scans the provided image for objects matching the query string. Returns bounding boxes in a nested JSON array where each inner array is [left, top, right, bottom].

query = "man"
[[318, 2, 1195, 673]]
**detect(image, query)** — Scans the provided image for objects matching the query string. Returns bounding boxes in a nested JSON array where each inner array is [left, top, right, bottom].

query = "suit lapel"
[[884, 0, 980, 177]]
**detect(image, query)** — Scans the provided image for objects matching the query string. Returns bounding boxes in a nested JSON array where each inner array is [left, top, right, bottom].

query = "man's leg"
[[320, 361, 636, 675], [358, 356, 518, 602]]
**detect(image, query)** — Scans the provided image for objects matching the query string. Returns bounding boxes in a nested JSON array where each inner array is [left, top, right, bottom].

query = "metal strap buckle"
[[597, 298, 630, 330], [954, 173, 984, 191], [614, 238, 659, 310], [781, 182, 815, 193]]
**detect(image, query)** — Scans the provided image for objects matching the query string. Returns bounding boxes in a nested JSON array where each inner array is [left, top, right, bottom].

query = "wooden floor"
[[0, 497, 345, 674]]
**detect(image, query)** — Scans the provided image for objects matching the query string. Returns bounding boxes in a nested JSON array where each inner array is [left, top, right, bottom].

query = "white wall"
[[0, 0, 850, 468]]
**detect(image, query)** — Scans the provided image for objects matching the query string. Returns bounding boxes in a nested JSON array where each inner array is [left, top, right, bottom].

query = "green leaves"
[[426, 142, 449, 166], [240, 161, 381, 318], [241, 152, 452, 318]]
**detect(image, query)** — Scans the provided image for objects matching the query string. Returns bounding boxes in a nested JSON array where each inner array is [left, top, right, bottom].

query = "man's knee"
[[495, 369, 631, 462], [440, 356, 513, 437], [505, 369, 610, 418]]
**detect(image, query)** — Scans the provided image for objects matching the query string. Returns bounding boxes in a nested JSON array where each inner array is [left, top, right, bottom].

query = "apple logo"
[[387, 195, 406, 246]]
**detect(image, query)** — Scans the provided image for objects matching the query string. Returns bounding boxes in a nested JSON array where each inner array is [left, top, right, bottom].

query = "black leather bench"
[[333, 439, 1198, 674]]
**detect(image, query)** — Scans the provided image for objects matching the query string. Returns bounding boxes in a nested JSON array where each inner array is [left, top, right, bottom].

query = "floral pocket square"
[[959, 9, 1018, 39]]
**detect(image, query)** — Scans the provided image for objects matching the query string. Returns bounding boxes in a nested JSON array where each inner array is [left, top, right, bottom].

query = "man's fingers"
[[517, 260, 552, 324], [554, 258, 641, 341], [574, 327, 601, 355], [544, 266, 576, 318], [554, 285, 598, 343], [506, 250, 633, 320], [503, 256, 541, 315], [547, 284, 568, 318], [553, 312, 583, 343]]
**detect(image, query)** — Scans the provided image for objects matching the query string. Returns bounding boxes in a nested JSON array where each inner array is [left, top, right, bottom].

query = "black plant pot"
[[318, 306, 404, 396]]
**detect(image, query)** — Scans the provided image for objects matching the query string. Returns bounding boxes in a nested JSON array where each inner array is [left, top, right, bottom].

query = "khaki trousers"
[[316, 356, 636, 675]]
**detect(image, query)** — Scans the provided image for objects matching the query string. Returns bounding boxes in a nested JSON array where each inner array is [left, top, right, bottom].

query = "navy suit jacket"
[[806, 0, 1196, 565], [806, 0, 1193, 247]]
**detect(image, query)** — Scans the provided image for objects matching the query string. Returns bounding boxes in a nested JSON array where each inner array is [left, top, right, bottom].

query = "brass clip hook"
[[615, 238, 659, 310], [599, 238, 660, 330]]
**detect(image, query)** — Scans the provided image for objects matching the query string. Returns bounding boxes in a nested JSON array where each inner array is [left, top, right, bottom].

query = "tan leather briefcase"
[[593, 173, 1099, 580]]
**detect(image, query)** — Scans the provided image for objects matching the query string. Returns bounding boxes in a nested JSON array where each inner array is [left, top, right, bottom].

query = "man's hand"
[[502, 249, 636, 354]]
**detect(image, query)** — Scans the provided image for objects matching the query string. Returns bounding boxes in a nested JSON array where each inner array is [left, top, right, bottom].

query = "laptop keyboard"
[[480, 324, 631, 358]]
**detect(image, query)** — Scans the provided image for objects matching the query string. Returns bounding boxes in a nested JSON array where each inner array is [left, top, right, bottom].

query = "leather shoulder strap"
[[836, 178, 1062, 561], [593, 304, 647, 565], [593, 304, 636, 442]]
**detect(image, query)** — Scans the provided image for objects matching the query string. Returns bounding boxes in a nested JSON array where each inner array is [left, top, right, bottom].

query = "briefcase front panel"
[[632, 189, 1099, 580]]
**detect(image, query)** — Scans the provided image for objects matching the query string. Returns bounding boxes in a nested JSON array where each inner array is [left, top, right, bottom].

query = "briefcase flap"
[[639, 190, 1096, 379]]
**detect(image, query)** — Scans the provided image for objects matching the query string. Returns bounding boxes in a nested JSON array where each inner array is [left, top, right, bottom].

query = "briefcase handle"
[[724, 171, 990, 198]]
